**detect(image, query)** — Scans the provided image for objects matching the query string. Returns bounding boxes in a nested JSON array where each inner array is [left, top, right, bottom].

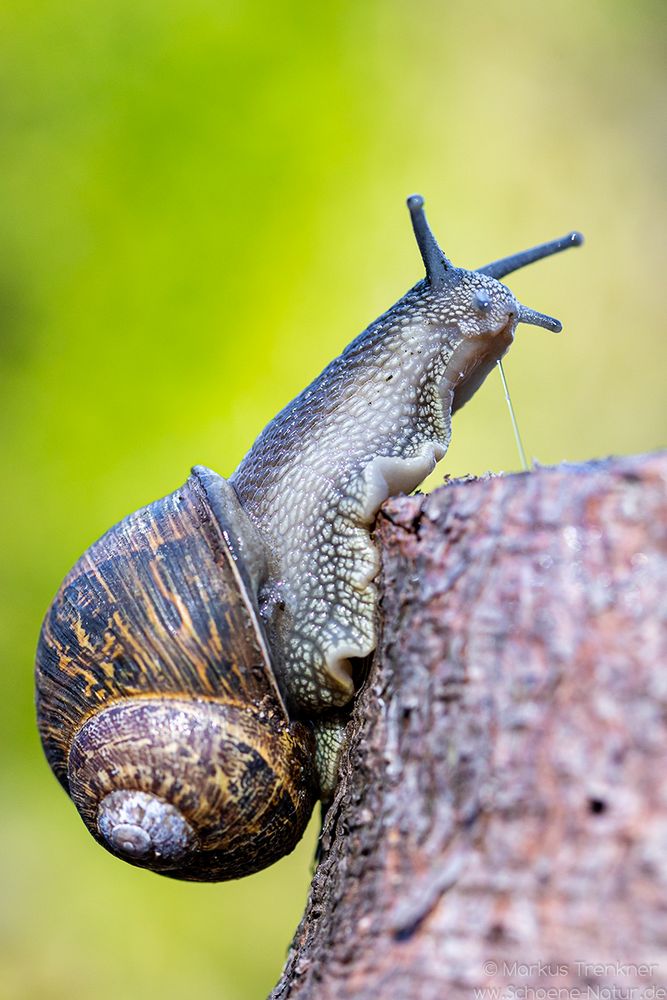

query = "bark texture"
[[271, 453, 667, 1000]]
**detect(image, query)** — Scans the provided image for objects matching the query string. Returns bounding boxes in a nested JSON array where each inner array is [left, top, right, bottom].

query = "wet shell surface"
[[35, 467, 317, 880]]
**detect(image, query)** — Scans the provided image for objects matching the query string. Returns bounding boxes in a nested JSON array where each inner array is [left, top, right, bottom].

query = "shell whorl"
[[68, 698, 316, 880], [97, 791, 196, 864], [35, 467, 318, 881], [36, 466, 279, 785]]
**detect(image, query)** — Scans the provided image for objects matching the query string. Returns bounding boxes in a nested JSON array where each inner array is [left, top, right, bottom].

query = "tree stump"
[[271, 453, 667, 1000]]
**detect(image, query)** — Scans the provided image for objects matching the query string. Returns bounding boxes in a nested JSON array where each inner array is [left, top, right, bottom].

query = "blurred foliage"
[[0, 1, 664, 998]]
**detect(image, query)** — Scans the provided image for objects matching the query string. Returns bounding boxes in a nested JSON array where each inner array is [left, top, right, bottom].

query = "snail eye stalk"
[[479, 231, 584, 280], [407, 194, 453, 289]]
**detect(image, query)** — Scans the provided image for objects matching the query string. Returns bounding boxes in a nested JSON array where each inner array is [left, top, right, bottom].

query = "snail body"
[[36, 196, 582, 880]]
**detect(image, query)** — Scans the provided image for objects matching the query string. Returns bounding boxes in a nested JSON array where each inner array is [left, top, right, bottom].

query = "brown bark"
[[271, 453, 667, 1000]]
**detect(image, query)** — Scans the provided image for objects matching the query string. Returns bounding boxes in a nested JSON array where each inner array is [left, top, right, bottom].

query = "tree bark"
[[271, 453, 667, 1000]]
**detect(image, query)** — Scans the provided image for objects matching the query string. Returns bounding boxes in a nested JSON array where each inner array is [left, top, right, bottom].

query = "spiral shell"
[[35, 467, 317, 881]]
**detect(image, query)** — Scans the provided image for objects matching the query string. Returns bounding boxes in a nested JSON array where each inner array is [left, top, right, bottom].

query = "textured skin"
[[231, 270, 518, 711], [35, 469, 318, 880]]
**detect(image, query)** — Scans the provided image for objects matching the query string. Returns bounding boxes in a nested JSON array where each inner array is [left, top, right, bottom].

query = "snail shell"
[[35, 467, 317, 881]]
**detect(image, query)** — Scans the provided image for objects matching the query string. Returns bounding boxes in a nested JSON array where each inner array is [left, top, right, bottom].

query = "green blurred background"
[[0, 1, 664, 997]]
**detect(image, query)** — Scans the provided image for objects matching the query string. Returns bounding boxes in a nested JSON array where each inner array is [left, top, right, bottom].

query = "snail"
[[35, 195, 582, 881]]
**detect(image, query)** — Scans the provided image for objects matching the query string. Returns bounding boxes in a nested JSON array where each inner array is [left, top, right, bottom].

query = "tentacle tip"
[[405, 193, 452, 283], [569, 231, 585, 247], [517, 305, 563, 334]]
